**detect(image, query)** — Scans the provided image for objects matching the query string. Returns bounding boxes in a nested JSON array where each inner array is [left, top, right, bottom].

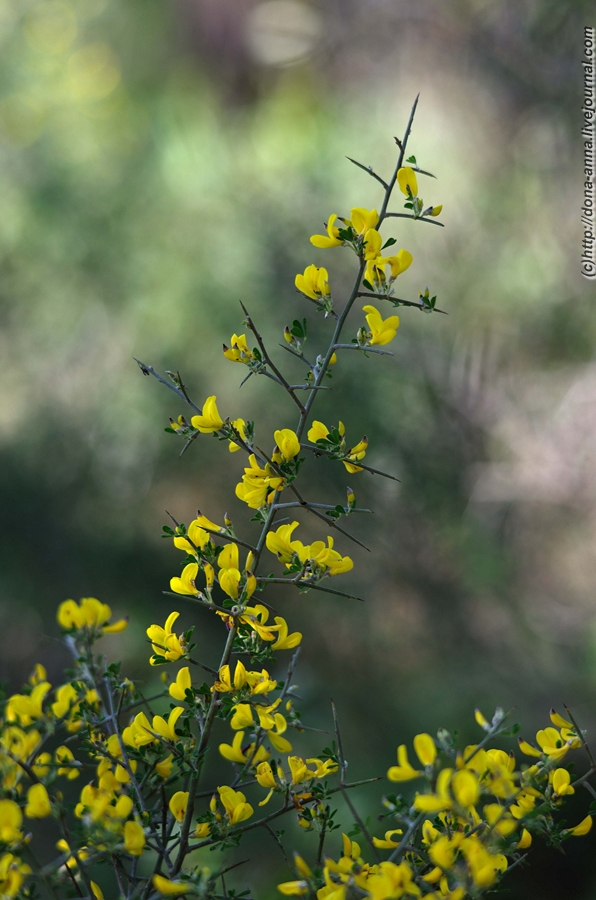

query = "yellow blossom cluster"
[[5, 107, 594, 900]]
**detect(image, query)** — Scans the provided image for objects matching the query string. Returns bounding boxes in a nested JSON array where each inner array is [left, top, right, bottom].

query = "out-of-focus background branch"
[[1, 0, 595, 894]]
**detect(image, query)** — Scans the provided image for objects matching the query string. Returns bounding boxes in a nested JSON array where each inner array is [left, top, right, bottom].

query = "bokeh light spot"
[[246, 0, 321, 67], [0, 93, 47, 146], [24, 1, 77, 55], [66, 42, 120, 101]]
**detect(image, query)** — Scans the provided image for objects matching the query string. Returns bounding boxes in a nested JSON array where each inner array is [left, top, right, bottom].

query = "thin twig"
[[383, 212, 444, 227], [346, 156, 389, 190], [333, 343, 394, 356], [257, 576, 364, 602], [357, 292, 448, 314], [300, 443, 400, 482], [240, 301, 306, 415], [563, 705, 596, 770], [134, 360, 202, 414], [332, 700, 381, 863], [272, 501, 371, 513]]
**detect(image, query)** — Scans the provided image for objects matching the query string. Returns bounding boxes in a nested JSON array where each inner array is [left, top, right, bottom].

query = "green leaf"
[[362, 279, 374, 291], [406, 155, 417, 164], [381, 237, 397, 250]]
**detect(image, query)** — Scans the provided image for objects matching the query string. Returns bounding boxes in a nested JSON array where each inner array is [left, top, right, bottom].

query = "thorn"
[[134, 357, 152, 375]]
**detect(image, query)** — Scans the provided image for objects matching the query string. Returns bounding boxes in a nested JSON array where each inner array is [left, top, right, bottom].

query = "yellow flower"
[[295, 265, 330, 300], [451, 769, 479, 807], [413, 768, 453, 812], [217, 603, 283, 642], [191, 395, 224, 433], [56, 745, 79, 780], [218, 785, 254, 825], [236, 454, 284, 509], [380, 248, 413, 280], [220, 731, 249, 763], [57, 597, 128, 634], [362, 305, 400, 346], [483, 804, 517, 836], [169, 791, 189, 823], [28, 663, 46, 686], [230, 704, 254, 730], [552, 768, 575, 797], [387, 745, 421, 782], [147, 612, 186, 662], [169, 667, 192, 702], [123, 712, 155, 748], [6, 682, 51, 726], [293, 537, 353, 577], [518, 737, 542, 758], [123, 820, 146, 856], [256, 761, 277, 788], [533, 726, 581, 761], [364, 860, 419, 899], [156, 754, 174, 779], [308, 758, 338, 778], [25, 786, 51, 820], [219, 731, 270, 766], [344, 437, 368, 474], [220, 568, 242, 600], [517, 829, 532, 849], [567, 814, 592, 836], [0, 853, 31, 898], [474, 709, 490, 730], [277, 881, 309, 896], [413, 733, 437, 767], [364, 228, 383, 282], [32, 751, 51, 778], [294, 855, 312, 879], [218, 542, 239, 570], [195, 822, 210, 838], [152, 707, 184, 742], [0, 801, 23, 844], [170, 562, 200, 597], [91, 883, 104, 900], [217, 542, 242, 599], [274, 428, 301, 461], [153, 874, 190, 895], [173, 516, 220, 554], [229, 418, 247, 452], [429, 205, 443, 217], [288, 756, 328, 784], [350, 207, 379, 236], [271, 617, 302, 651], [266, 521, 300, 564], [307, 421, 330, 443], [267, 720, 293, 753], [223, 334, 254, 363], [256, 700, 284, 731], [397, 166, 418, 198], [372, 829, 403, 849], [212, 660, 247, 692], [310, 214, 342, 249]]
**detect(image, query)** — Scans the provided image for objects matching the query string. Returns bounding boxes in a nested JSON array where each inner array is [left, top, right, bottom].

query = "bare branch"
[[346, 156, 389, 190]]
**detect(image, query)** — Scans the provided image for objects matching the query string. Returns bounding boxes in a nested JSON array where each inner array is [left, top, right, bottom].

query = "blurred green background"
[[2, 0, 596, 895]]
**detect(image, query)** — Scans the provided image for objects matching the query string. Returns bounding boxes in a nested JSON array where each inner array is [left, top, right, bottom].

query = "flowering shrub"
[[1, 98, 595, 900]]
